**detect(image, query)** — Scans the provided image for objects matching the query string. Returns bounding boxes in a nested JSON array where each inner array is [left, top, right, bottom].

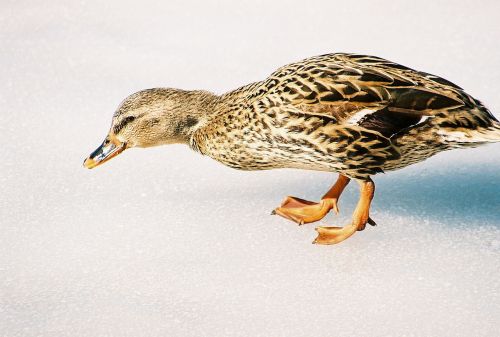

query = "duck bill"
[[83, 136, 126, 169]]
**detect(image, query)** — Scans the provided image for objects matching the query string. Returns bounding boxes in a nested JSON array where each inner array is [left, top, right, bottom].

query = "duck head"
[[83, 88, 214, 169]]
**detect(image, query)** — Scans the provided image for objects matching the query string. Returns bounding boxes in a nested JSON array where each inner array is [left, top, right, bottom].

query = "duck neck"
[[171, 89, 220, 144]]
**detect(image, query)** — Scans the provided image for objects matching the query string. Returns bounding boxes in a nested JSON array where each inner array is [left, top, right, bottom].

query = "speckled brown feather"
[[191, 53, 500, 179]]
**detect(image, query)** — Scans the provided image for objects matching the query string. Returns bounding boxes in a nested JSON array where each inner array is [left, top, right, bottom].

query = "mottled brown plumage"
[[84, 53, 500, 245]]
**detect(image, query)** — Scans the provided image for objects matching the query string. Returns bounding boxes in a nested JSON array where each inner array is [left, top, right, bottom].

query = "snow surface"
[[1, 1, 500, 336]]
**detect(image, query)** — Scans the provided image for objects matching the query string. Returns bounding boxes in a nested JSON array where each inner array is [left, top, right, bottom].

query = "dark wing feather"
[[358, 108, 423, 138], [260, 53, 475, 137]]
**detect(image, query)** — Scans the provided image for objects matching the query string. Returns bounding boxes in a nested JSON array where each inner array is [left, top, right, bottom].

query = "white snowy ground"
[[1, 1, 500, 336]]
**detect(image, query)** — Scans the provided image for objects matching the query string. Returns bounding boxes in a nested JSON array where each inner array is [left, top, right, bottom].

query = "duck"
[[83, 53, 500, 245]]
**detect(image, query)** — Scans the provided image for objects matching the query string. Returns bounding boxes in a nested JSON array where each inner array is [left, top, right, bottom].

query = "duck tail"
[[438, 107, 500, 146], [489, 120, 500, 142], [464, 111, 500, 144], [475, 106, 500, 142], [481, 103, 500, 139]]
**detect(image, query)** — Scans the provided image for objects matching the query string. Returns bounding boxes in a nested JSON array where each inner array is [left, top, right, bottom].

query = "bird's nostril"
[[89, 147, 102, 159]]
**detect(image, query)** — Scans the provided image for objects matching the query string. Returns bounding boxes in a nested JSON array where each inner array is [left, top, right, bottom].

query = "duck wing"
[[257, 53, 477, 138]]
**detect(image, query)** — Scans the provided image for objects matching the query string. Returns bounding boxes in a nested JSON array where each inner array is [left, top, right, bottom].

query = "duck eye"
[[123, 116, 136, 123], [114, 116, 137, 134]]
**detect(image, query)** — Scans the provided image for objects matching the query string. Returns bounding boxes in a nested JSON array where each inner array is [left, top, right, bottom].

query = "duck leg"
[[272, 174, 351, 225], [314, 178, 375, 245]]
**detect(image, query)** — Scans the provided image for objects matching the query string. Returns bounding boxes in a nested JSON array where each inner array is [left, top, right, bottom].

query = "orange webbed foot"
[[313, 179, 376, 245], [271, 174, 350, 226], [272, 196, 338, 225], [313, 218, 377, 244]]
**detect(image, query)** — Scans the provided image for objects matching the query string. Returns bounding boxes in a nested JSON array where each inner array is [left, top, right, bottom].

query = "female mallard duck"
[[84, 53, 500, 245]]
